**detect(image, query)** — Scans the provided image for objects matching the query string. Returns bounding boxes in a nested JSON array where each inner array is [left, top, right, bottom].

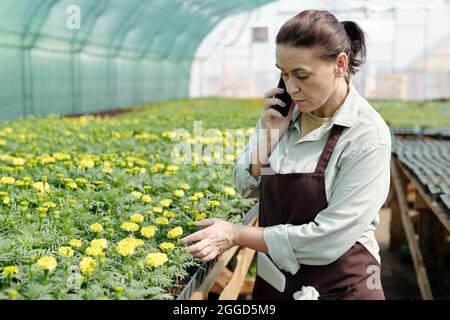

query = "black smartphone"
[[271, 76, 292, 117]]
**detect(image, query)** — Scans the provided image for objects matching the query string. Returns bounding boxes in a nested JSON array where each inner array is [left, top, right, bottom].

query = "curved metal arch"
[[22, 0, 58, 49], [73, 0, 111, 53], [109, 0, 155, 58]]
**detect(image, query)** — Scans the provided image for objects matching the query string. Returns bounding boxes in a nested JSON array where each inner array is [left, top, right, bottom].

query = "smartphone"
[[271, 76, 292, 117]]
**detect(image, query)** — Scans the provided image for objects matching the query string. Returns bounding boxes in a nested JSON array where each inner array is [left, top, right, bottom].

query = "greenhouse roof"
[[0, 0, 274, 61]]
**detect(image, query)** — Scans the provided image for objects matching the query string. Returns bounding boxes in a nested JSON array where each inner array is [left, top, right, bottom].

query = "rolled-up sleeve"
[[263, 140, 391, 274], [233, 119, 262, 199]]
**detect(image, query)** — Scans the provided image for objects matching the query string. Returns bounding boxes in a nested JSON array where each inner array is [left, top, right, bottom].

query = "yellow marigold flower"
[[130, 213, 144, 224], [68, 182, 78, 189], [58, 246, 74, 257], [224, 187, 236, 196], [103, 166, 113, 174], [0, 176, 15, 185], [8, 289, 17, 300], [190, 196, 198, 202], [141, 195, 152, 203], [115, 238, 144, 257], [193, 192, 204, 199], [85, 246, 103, 257], [79, 158, 95, 169], [89, 223, 103, 233], [140, 226, 157, 238], [131, 191, 142, 199], [153, 207, 163, 213], [208, 200, 220, 207], [179, 183, 190, 190], [120, 221, 139, 232], [42, 201, 56, 208], [79, 257, 96, 276], [41, 154, 55, 164], [12, 157, 24, 165], [33, 181, 50, 193], [3, 196, 10, 205], [166, 165, 179, 172], [163, 210, 175, 219], [116, 243, 134, 257], [174, 190, 185, 198], [69, 239, 82, 249], [37, 207, 48, 215], [150, 163, 164, 173], [167, 226, 183, 239], [133, 238, 144, 247], [2, 266, 19, 276], [90, 238, 108, 249], [155, 217, 169, 225], [53, 152, 70, 161], [195, 212, 207, 221], [159, 242, 175, 252], [114, 286, 124, 294], [145, 252, 168, 268], [15, 180, 25, 187], [36, 256, 57, 271], [75, 178, 87, 186], [160, 199, 172, 208]]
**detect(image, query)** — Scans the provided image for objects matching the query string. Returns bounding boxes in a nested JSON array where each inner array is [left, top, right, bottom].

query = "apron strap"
[[314, 125, 345, 174]]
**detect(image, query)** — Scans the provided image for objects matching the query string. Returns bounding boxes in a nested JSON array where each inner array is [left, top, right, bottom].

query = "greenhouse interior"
[[0, 0, 449, 303]]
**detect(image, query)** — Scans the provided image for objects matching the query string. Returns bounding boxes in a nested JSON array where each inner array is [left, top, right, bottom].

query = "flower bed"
[[0, 101, 257, 300]]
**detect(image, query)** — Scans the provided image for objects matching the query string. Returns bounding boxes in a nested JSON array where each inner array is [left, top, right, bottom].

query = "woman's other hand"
[[181, 218, 242, 262]]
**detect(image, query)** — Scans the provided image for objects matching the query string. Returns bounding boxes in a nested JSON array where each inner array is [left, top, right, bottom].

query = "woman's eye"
[[297, 76, 308, 80], [280, 73, 288, 78]]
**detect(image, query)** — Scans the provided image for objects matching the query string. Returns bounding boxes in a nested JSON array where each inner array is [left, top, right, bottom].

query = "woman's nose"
[[286, 80, 299, 95]]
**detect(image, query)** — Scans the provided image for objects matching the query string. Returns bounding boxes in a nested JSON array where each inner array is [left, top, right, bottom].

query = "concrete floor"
[[375, 208, 422, 300]]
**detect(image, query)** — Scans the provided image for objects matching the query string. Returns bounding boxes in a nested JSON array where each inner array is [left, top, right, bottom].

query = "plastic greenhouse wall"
[[0, 0, 273, 121]]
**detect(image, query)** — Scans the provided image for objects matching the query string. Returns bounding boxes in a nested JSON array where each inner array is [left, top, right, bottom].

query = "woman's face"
[[275, 44, 341, 115]]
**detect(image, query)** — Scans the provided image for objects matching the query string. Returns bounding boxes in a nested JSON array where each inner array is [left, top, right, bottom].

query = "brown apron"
[[253, 125, 385, 300]]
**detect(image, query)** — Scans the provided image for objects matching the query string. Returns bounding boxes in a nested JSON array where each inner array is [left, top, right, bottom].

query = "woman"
[[181, 10, 390, 300]]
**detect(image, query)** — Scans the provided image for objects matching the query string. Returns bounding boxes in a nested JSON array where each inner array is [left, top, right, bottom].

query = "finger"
[[195, 245, 213, 259], [193, 218, 217, 227], [263, 97, 286, 110], [200, 251, 218, 263], [186, 238, 211, 254], [264, 87, 285, 99], [181, 229, 206, 244], [263, 108, 283, 119]]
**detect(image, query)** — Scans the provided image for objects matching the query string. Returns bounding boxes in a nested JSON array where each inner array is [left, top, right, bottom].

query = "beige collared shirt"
[[233, 83, 392, 274]]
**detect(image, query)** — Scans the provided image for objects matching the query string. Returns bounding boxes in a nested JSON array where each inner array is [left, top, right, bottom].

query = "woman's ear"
[[335, 52, 348, 77]]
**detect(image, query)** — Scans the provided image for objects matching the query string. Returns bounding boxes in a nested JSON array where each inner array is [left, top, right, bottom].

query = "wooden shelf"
[[390, 157, 450, 299]]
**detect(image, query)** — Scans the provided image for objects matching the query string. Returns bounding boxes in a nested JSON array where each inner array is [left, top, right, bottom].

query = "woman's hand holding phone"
[[249, 87, 294, 178], [261, 87, 294, 143]]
